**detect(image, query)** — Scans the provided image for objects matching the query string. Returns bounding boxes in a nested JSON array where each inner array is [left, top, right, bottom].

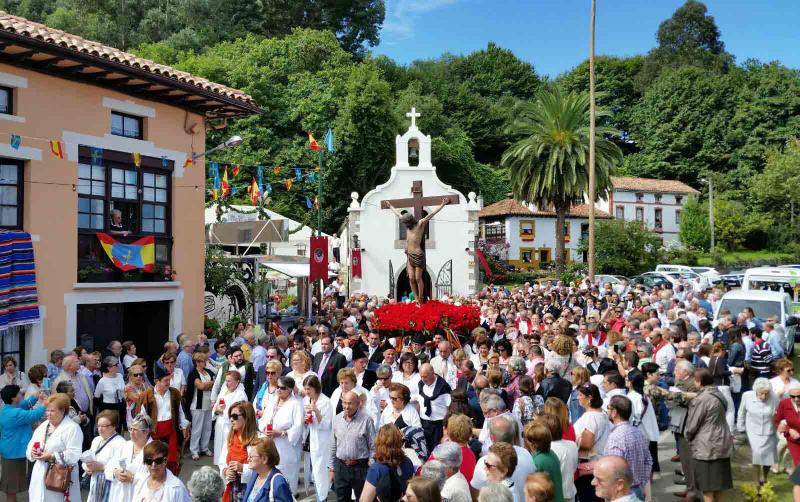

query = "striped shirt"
[[604, 421, 652, 490], [329, 409, 376, 469]]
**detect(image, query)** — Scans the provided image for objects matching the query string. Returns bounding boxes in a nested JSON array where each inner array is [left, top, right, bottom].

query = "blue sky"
[[373, 0, 799, 78]]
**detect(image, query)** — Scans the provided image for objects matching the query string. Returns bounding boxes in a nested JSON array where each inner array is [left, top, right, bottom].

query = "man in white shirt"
[[433, 442, 472, 502], [335, 332, 353, 362], [477, 392, 523, 455], [430, 341, 458, 389], [416, 363, 451, 454], [470, 415, 536, 502]]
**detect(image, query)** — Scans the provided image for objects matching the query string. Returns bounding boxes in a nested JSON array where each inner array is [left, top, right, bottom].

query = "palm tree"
[[501, 86, 622, 272]]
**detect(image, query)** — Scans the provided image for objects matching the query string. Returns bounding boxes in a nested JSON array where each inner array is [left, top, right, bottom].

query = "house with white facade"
[[479, 198, 611, 270], [597, 176, 698, 244]]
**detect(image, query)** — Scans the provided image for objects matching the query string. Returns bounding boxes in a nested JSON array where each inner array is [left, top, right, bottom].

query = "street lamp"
[[700, 177, 715, 252], [192, 135, 243, 161]]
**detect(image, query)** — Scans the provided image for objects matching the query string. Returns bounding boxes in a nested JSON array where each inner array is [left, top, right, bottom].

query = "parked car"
[[720, 270, 746, 287], [713, 289, 798, 355], [595, 274, 630, 294], [691, 267, 722, 285], [631, 272, 673, 290]]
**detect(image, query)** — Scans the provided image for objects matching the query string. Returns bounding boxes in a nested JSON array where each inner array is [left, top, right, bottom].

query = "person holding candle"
[[212, 370, 247, 466], [26, 393, 83, 502], [105, 414, 153, 502], [260, 375, 304, 493]]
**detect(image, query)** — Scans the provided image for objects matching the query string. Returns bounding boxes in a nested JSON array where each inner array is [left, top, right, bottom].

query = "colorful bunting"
[[285, 179, 293, 191], [314, 196, 319, 209], [9, 134, 20, 150], [132, 152, 141, 168], [221, 168, 231, 196], [232, 164, 240, 177], [183, 158, 194, 168], [308, 131, 321, 151], [91, 147, 104, 165], [308, 172, 316, 182], [265, 182, 272, 194], [306, 196, 313, 209], [250, 177, 261, 206], [257, 165, 264, 196], [274, 166, 281, 175], [324, 128, 335, 152], [294, 168, 303, 181], [50, 140, 64, 159]]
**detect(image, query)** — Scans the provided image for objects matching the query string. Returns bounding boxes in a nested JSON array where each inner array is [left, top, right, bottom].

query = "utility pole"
[[708, 176, 715, 252], [587, 0, 597, 281]]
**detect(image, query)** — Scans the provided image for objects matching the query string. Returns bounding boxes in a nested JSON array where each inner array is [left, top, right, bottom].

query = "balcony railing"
[[77, 232, 173, 283]]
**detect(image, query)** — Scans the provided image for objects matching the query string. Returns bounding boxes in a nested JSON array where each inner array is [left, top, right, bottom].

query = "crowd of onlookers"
[[1, 274, 800, 501]]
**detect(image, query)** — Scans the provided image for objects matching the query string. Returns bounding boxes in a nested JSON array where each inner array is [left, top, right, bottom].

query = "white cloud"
[[383, 0, 463, 39]]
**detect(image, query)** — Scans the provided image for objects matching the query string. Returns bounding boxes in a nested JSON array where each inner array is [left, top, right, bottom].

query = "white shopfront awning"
[[260, 262, 309, 278]]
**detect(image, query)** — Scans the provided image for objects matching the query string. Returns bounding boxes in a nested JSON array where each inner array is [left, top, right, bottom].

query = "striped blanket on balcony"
[[0, 231, 39, 330]]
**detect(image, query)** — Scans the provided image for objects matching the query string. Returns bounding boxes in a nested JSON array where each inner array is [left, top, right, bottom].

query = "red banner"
[[351, 249, 362, 278], [309, 236, 328, 282], [475, 249, 493, 279]]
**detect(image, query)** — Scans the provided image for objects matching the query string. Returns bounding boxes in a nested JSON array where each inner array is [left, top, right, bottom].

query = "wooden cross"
[[406, 107, 421, 128], [380, 180, 459, 220]]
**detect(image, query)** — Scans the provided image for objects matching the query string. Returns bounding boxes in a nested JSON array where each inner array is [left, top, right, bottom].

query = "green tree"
[[750, 139, 800, 222], [713, 197, 748, 251], [624, 66, 735, 183], [577, 220, 663, 277], [502, 87, 623, 272], [637, 0, 732, 90], [678, 196, 710, 251]]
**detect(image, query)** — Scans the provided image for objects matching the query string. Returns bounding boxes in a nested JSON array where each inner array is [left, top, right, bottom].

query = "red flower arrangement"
[[374, 301, 480, 334]]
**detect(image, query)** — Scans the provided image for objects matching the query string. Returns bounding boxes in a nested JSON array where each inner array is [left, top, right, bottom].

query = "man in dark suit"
[[455, 359, 477, 393], [350, 347, 377, 390], [365, 331, 384, 371], [311, 334, 347, 397]]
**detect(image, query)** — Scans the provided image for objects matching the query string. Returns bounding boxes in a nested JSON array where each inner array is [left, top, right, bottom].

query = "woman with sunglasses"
[[393, 352, 422, 399], [186, 352, 216, 460], [303, 375, 333, 502], [380, 383, 421, 429], [255, 360, 283, 419], [106, 414, 153, 502], [212, 371, 248, 466], [481, 442, 517, 494], [261, 375, 304, 494], [83, 409, 125, 502], [241, 437, 293, 502], [218, 402, 258, 502], [131, 440, 191, 502], [94, 356, 126, 432], [124, 364, 150, 426]]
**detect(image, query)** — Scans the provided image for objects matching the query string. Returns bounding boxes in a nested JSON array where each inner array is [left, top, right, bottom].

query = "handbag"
[[575, 458, 595, 477], [45, 452, 73, 493]]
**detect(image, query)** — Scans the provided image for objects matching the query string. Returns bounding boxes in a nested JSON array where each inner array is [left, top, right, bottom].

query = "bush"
[[560, 262, 587, 286], [739, 481, 778, 502], [578, 220, 664, 277], [662, 247, 700, 266]]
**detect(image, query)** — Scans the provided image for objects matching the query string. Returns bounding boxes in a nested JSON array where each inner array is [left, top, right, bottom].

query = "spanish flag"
[[96, 233, 155, 272], [308, 131, 321, 151], [132, 152, 141, 168], [183, 158, 193, 168], [50, 140, 65, 159], [221, 168, 230, 197], [232, 164, 240, 177], [249, 176, 260, 206]]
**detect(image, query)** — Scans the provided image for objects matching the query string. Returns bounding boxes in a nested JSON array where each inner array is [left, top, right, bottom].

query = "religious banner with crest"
[[351, 249, 362, 278], [309, 236, 328, 282]]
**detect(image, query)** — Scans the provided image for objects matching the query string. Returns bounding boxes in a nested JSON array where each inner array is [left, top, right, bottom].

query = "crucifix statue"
[[381, 180, 458, 302]]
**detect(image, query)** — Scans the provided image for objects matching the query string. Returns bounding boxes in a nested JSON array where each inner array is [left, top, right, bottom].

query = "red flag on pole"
[[309, 236, 328, 282], [351, 249, 362, 278]]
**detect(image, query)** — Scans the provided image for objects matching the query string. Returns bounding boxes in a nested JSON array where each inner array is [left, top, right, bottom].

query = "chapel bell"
[[408, 138, 419, 166]]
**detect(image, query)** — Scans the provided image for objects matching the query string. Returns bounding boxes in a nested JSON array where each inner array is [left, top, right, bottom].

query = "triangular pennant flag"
[[294, 168, 303, 181], [91, 147, 104, 165], [308, 172, 316, 182], [50, 140, 64, 159], [9, 134, 20, 150], [183, 158, 193, 168], [314, 196, 319, 209], [161, 156, 169, 168], [273, 166, 281, 175], [232, 164, 240, 177], [285, 179, 293, 190], [231, 186, 238, 196], [306, 196, 313, 209], [132, 152, 141, 168], [324, 128, 335, 152], [308, 131, 321, 151], [257, 165, 264, 196], [265, 182, 272, 194], [250, 176, 261, 206], [221, 168, 230, 196]]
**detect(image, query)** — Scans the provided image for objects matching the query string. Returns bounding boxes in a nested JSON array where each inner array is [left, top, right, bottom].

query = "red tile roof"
[[0, 11, 259, 115], [479, 199, 611, 219], [612, 176, 698, 194]]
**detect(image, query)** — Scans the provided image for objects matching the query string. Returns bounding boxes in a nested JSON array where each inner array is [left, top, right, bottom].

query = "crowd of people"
[[1, 274, 800, 501]]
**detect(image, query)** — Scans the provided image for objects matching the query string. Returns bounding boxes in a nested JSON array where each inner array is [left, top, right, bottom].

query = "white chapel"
[[339, 108, 480, 299]]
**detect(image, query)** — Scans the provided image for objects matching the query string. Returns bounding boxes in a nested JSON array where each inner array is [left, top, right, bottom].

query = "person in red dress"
[[773, 383, 800, 466]]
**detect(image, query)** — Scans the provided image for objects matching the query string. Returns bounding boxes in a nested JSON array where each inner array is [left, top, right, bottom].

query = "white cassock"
[[369, 384, 391, 427], [104, 438, 153, 502], [84, 434, 126, 502], [261, 395, 305, 493], [131, 470, 192, 502], [211, 383, 248, 466], [304, 393, 333, 502], [27, 418, 84, 502]]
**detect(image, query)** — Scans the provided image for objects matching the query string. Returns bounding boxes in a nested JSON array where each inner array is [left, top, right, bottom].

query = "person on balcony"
[[109, 209, 130, 237]]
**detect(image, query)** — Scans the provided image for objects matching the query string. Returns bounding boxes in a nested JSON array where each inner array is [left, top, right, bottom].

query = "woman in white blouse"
[[105, 414, 153, 502], [287, 351, 314, 396], [211, 370, 248, 466], [26, 393, 84, 502], [83, 409, 126, 502], [95, 356, 126, 431], [392, 352, 421, 398], [573, 383, 610, 502], [131, 440, 192, 502], [261, 375, 304, 493], [0, 356, 28, 394], [380, 382, 422, 429], [303, 375, 333, 502]]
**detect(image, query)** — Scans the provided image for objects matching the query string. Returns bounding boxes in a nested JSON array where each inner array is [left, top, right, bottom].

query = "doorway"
[[396, 267, 432, 301], [77, 301, 170, 366]]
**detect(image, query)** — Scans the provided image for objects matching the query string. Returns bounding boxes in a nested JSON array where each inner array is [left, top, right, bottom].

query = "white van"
[[714, 289, 797, 355], [742, 267, 800, 303]]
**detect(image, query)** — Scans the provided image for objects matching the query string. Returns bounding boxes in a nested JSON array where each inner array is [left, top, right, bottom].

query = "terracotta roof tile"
[[0, 11, 258, 110], [479, 199, 611, 219], [611, 176, 698, 194]]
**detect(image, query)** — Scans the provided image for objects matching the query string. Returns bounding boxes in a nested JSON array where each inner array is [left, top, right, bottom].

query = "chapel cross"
[[406, 107, 421, 128], [380, 180, 458, 220]]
